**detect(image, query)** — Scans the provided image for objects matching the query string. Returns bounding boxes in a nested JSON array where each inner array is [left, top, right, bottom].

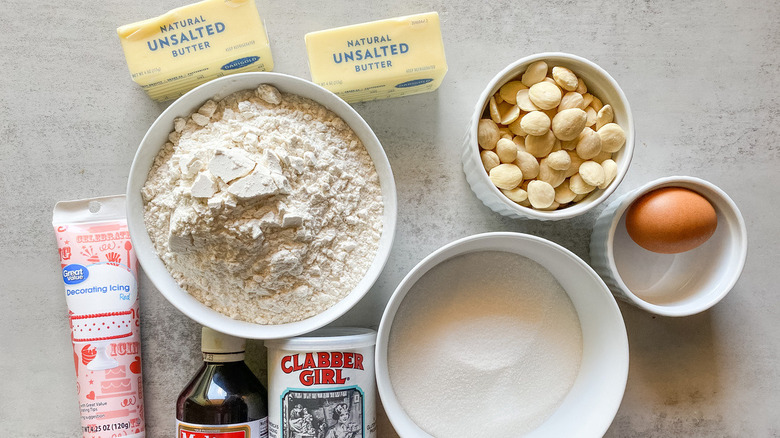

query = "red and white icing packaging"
[[53, 195, 145, 438]]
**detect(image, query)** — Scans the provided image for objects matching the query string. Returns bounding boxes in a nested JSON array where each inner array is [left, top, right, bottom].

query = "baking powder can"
[[265, 328, 377, 438]]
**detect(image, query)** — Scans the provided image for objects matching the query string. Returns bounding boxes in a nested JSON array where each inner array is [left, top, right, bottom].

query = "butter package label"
[[117, 0, 273, 102], [305, 12, 448, 103]]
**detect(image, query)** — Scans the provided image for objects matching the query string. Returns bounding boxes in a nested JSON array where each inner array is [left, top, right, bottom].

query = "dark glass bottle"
[[176, 327, 268, 438]]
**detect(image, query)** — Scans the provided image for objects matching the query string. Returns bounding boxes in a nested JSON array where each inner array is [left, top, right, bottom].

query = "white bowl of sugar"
[[376, 232, 628, 437]]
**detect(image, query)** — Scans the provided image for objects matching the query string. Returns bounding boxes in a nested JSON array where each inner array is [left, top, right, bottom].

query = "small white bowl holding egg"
[[590, 176, 747, 316]]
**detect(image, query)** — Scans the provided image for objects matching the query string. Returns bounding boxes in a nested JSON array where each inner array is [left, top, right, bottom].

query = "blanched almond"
[[554, 179, 577, 204], [579, 161, 606, 187], [585, 106, 598, 127], [499, 103, 521, 125], [527, 180, 556, 208], [508, 118, 527, 136], [576, 77, 587, 94], [489, 95, 501, 123], [538, 159, 566, 187], [481, 150, 500, 172], [501, 187, 528, 203], [552, 66, 579, 91], [512, 135, 527, 152], [590, 95, 603, 112], [581, 93, 594, 108], [514, 150, 540, 179], [489, 164, 524, 189], [546, 150, 571, 171], [478, 118, 501, 150], [525, 130, 556, 157], [565, 150, 585, 178], [596, 104, 614, 130], [499, 81, 527, 104], [519, 111, 551, 136], [521, 60, 548, 87], [598, 123, 626, 153], [575, 127, 602, 160], [496, 138, 518, 163], [528, 82, 562, 110], [599, 159, 618, 189], [569, 173, 595, 194], [543, 77, 563, 93], [552, 108, 587, 141], [537, 201, 560, 211], [559, 92, 585, 111], [516, 89, 541, 112]]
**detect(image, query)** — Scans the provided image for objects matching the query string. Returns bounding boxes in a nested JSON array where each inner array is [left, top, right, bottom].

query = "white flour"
[[388, 251, 582, 437], [142, 85, 383, 324]]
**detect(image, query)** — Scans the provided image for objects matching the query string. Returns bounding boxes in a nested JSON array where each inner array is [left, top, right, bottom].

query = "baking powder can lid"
[[264, 327, 376, 351]]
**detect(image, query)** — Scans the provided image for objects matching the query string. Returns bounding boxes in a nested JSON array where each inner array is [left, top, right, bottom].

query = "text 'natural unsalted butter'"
[[305, 12, 448, 103], [117, 0, 273, 102]]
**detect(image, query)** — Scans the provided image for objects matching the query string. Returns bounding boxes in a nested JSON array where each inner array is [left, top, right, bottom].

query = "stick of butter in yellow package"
[[117, 0, 273, 102], [305, 12, 448, 103]]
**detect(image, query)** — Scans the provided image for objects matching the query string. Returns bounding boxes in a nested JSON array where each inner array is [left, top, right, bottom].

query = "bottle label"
[[177, 418, 268, 438]]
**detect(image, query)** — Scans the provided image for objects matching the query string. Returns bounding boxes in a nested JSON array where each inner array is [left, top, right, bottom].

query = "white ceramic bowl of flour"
[[127, 72, 397, 339], [376, 232, 628, 437]]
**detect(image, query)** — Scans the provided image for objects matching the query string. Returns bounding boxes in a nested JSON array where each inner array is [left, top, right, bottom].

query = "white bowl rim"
[[602, 175, 748, 317], [375, 231, 628, 437], [126, 72, 397, 339], [468, 52, 635, 220]]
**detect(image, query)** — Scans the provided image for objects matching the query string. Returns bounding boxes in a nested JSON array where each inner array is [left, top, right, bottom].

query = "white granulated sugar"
[[388, 251, 583, 437], [142, 85, 383, 324]]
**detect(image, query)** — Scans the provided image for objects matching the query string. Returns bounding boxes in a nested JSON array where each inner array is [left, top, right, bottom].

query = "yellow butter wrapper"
[[305, 12, 448, 103], [117, 0, 273, 102]]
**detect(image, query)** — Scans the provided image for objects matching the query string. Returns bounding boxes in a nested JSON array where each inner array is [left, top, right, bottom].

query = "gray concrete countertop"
[[2, 0, 778, 436]]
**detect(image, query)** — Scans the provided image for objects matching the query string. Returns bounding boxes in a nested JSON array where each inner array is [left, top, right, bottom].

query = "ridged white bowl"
[[590, 176, 747, 316], [462, 52, 634, 220]]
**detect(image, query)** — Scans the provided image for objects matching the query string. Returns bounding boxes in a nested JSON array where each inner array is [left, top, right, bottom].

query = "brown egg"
[[625, 187, 718, 254]]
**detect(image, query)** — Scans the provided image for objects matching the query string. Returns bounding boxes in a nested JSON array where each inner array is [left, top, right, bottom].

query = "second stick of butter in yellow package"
[[117, 0, 273, 102], [305, 12, 448, 103]]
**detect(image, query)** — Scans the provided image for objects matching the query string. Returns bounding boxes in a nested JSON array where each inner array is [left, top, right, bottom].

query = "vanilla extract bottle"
[[177, 327, 268, 438]]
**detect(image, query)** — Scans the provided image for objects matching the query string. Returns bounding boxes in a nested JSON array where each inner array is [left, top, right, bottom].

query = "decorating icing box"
[[53, 195, 145, 438]]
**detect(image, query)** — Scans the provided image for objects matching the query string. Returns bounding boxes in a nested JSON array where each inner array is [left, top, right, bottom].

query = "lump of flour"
[[141, 85, 383, 324]]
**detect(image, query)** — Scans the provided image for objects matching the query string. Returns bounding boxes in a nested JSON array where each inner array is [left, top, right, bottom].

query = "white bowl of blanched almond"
[[462, 52, 634, 220]]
